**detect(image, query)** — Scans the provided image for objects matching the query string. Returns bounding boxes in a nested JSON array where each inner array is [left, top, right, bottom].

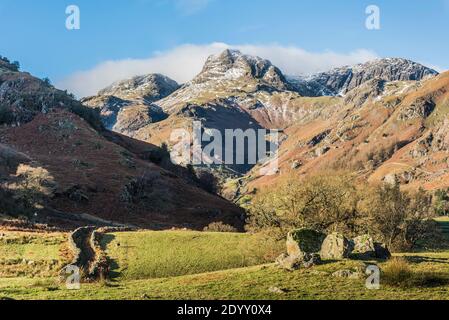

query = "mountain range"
[[0, 50, 448, 228]]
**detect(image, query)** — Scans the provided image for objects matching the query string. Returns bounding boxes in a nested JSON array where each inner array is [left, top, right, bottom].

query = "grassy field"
[[0, 232, 68, 278], [101, 231, 281, 280], [2, 253, 449, 300], [1, 227, 449, 300]]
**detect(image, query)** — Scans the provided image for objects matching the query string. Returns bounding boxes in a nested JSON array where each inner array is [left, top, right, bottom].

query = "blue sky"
[[0, 0, 448, 96]]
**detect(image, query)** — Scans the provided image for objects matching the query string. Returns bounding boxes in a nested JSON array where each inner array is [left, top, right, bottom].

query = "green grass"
[[1, 230, 449, 300], [102, 231, 281, 280], [0, 232, 67, 278], [2, 253, 449, 300]]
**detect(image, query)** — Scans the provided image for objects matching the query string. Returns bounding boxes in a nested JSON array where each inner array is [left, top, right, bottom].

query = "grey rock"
[[275, 253, 302, 271], [302, 253, 321, 268], [268, 286, 287, 294], [332, 269, 362, 279], [286, 229, 326, 258], [289, 58, 438, 97], [98, 74, 180, 102], [320, 233, 352, 260], [351, 235, 376, 259]]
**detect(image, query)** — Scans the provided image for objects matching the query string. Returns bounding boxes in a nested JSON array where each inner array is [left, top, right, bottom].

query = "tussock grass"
[[382, 257, 449, 288]]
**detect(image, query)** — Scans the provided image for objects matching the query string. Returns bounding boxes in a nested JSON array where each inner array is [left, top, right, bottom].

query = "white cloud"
[[57, 42, 379, 98]]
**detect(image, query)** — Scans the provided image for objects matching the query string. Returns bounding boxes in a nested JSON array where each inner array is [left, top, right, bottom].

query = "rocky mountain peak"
[[193, 49, 290, 91], [97, 73, 179, 103], [82, 73, 178, 131], [289, 58, 439, 97]]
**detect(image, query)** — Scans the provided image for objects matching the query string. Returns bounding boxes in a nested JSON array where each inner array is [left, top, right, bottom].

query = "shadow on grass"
[[100, 234, 121, 280], [405, 255, 449, 265], [384, 272, 449, 289]]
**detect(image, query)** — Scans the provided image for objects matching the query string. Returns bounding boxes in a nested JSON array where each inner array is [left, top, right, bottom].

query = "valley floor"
[[2, 255, 449, 300], [1, 220, 449, 300]]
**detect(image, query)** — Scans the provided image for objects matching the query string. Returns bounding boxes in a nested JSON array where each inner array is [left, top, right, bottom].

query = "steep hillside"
[[242, 71, 449, 195], [105, 50, 339, 175], [0, 59, 244, 230], [75, 50, 446, 199]]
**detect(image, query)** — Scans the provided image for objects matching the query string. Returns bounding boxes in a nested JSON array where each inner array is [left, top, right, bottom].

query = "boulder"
[[351, 235, 376, 259], [374, 242, 391, 260], [286, 229, 326, 258], [302, 253, 321, 268], [275, 254, 302, 271], [320, 233, 352, 260]]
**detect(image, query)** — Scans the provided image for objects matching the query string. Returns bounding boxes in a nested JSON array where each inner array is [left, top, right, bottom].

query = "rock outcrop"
[[286, 229, 326, 258], [320, 233, 352, 260], [290, 58, 438, 97], [277, 229, 325, 271], [277, 229, 391, 271], [82, 74, 178, 131]]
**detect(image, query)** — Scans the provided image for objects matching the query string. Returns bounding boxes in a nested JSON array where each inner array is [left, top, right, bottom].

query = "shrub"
[[247, 173, 441, 251], [195, 170, 222, 194], [0, 187, 23, 217], [203, 222, 238, 233], [9, 164, 56, 213], [382, 257, 449, 288], [11, 61, 20, 71], [68, 103, 104, 131], [434, 189, 449, 216], [246, 172, 361, 237], [42, 77, 52, 86], [144, 144, 170, 165], [382, 257, 413, 287], [364, 185, 439, 250], [0, 104, 14, 125]]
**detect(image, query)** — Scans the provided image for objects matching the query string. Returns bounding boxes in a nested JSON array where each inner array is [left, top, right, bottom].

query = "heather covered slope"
[[0, 58, 244, 229], [242, 71, 449, 195]]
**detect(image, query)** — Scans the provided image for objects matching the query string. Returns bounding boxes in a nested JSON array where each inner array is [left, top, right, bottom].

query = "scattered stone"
[[315, 146, 330, 157], [276, 252, 321, 271], [332, 269, 362, 280], [384, 174, 399, 186], [320, 233, 352, 260], [269, 286, 287, 294], [275, 254, 302, 271], [291, 161, 302, 170], [302, 253, 321, 268]]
